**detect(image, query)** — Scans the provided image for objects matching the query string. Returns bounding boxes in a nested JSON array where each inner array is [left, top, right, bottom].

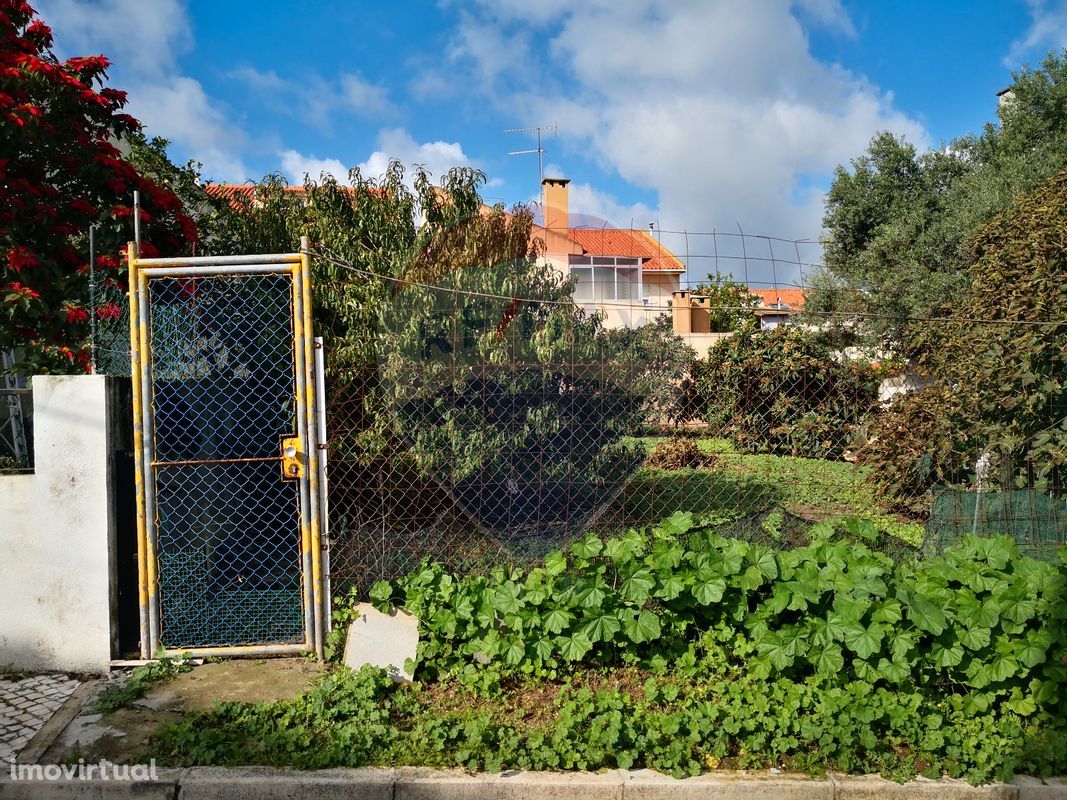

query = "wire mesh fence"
[[321, 270, 1066, 595], [84, 242, 1066, 597], [143, 271, 309, 649], [91, 274, 134, 378]]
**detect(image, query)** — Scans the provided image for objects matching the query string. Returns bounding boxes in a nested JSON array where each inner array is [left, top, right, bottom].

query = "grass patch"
[[619, 437, 924, 547]]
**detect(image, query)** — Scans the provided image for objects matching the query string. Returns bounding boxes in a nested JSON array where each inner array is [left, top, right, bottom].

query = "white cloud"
[[35, 0, 250, 182], [446, 0, 929, 286], [447, 11, 533, 91], [35, 0, 191, 77], [231, 67, 396, 127], [1007, 0, 1067, 65], [279, 129, 473, 187], [792, 0, 857, 37], [566, 182, 657, 230], [340, 73, 395, 116], [134, 77, 251, 181], [357, 128, 472, 182], [229, 66, 288, 93], [280, 150, 349, 183], [408, 68, 457, 102]]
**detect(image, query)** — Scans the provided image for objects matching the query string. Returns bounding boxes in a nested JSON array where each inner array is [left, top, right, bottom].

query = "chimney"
[[542, 177, 570, 232]]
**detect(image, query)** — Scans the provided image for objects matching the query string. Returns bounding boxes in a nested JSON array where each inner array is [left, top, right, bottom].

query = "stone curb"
[[0, 767, 1063, 799]]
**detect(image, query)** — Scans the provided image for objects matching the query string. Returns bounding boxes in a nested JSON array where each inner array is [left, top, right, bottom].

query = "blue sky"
[[38, 0, 1067, 286]]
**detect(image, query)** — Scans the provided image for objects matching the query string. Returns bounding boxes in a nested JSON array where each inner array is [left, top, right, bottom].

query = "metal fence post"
[[300, 237, 325, 659], [291, 262, 317, 655], [127, 242, 150, 659], [314, 336, 330, 631]]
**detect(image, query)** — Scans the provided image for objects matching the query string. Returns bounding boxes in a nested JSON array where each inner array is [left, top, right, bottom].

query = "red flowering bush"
[[0, 1, 198, 372]]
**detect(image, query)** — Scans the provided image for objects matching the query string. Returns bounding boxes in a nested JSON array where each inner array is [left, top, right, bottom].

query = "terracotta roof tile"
[[568, 228, 685, 271], [204, 183, 308, 201], [203, 182, 364, 209], [747, 288, 806, 309]]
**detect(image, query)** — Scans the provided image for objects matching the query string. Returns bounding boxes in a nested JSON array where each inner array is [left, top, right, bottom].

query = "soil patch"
[[44, 657, 323, 764]]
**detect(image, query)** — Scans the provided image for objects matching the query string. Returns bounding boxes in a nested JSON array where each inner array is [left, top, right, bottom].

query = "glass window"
[[570, 260, 643, 302], [594, 267, 614, 301], [572, 266, 593, 301], [616, 267, 638, 300]]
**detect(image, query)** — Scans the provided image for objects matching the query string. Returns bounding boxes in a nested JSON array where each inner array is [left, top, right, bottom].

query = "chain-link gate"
[[128, 242, 326, 659]]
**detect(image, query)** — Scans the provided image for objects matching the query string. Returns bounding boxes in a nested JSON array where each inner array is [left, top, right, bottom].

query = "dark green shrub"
[[688, 273, 759, 332], [644, 436, 717, 470], [691, 327, 881, 458], [861, 169, 1067, 515], [378, 237, 684, 550]]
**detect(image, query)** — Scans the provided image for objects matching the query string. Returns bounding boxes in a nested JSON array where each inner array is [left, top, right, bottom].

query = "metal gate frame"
[[128, 239, 326, 660]]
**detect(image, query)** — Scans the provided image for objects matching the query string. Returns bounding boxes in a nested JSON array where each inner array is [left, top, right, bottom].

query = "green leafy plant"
[[150, 661, 1067, 783], [688, 273, 760, 333], [365, 514, 1066, 717], [152, 516, 1067, 783], [811, 52, 1067, 338], [90, 655, 193, 714]]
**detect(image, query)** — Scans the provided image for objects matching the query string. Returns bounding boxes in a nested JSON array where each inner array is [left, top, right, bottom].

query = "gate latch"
[[281, 436, 304, 480]]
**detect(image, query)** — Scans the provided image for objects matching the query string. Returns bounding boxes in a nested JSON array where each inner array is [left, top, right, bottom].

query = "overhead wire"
[[310, 244, 1067, 329]]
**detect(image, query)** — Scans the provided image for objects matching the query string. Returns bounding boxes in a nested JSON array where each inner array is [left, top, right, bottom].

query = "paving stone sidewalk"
[[0, 674, 80, 766]]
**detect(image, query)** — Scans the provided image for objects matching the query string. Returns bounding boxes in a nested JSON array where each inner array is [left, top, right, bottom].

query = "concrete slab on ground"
[[343, 603, 419, 683]]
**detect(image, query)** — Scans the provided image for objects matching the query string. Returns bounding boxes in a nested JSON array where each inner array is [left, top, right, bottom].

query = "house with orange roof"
[[535, 178, 685, 329], [746, 287, 805, 330], [669, 283, 806, 353], [204, 183, 364, 206], [747, 288, 805, 311], [203, 179, 688, 329]]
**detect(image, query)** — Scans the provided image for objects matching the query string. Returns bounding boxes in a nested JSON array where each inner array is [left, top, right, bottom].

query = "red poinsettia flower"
[[96, 302, 122, 321], [4, 281, 40, 301], [69, 197, 95, 215], [6, 245, 37, 272], [63, 303, 89, 324]]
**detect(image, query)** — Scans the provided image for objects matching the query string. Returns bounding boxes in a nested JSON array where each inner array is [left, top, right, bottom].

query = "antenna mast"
[[506, 123, 557, 209]]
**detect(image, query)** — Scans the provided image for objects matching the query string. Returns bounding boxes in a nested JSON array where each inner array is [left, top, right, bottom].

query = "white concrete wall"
[[0, 375, 118, 674], [878, 367, 929, 405]]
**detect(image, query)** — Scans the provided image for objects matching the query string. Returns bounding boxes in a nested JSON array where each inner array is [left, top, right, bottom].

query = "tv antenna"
[[506, 123, 557, 208]]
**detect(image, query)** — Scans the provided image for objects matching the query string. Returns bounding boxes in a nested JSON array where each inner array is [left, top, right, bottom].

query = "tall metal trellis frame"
[[128, 239, 327, 660], [0, 350, 31, 472]]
